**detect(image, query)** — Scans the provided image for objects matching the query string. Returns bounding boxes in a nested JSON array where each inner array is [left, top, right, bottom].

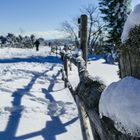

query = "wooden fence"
[[59, 15, 140, 140], [60, 50, 140, 140]]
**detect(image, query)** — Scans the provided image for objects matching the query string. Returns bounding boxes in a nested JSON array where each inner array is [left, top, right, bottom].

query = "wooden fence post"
[[80, 15, 88, 66], [64, 56, 68, 88]]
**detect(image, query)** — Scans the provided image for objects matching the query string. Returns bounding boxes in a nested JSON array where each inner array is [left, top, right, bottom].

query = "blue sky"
[[0, 0, 138, 39]]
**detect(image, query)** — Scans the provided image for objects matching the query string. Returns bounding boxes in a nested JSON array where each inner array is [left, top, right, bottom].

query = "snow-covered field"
[[0, 46, 119, 140], [0, 46, 82, 140]]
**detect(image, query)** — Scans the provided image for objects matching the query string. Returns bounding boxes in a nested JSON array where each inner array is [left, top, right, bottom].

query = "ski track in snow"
[[0, 47, 82, 140]]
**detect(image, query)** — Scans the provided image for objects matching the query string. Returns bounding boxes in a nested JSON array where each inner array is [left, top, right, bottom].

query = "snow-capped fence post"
[[79, 15, 88, 66]]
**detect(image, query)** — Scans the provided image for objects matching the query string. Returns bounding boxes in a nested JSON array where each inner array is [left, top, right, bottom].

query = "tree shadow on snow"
[[14, 69, 78, 140], [0, 65, 55, 140], [0, 55, 62, 64]]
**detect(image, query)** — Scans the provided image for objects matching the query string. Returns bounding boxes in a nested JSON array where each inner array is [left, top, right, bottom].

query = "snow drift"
[[99, 76, 140, 137]]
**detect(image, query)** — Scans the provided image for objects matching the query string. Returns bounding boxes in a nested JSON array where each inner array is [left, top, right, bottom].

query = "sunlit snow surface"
[[0, 46, 82, 140]]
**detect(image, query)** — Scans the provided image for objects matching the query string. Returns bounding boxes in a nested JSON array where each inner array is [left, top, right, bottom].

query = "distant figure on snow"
[[34, 40, 40, 51], [48, 42, 51, 47]]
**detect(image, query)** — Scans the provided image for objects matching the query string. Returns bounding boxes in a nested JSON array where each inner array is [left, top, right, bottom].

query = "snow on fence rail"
[[60, 51, 106, 140]]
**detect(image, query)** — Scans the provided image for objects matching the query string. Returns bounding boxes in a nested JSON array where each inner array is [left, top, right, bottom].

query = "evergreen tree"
[[99, 0, 131, 46]]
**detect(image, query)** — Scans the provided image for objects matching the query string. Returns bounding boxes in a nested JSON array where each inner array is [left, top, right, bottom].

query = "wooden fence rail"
[[60, 51, 107, 140]]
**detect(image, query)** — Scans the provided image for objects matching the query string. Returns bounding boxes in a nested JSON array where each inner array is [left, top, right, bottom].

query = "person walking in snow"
[[34, 39, 40, 51], [48, 42, 51, 47]]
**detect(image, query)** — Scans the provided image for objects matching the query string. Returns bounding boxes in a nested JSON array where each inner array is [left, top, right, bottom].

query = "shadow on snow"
[[0, 55, 62, 64], [16, 70, 78, 140], [0, 64, 78, 140], [0, 65, 55, 140]]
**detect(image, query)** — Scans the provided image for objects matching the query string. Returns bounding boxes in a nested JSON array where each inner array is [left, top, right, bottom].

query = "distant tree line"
[[0, 33, 45, 48]]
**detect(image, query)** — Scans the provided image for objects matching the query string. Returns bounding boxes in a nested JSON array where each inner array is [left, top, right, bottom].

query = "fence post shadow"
[[0, 65, 55, 140]]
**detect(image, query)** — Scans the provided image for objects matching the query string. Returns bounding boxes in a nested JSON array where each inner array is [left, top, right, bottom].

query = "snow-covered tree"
[[6, 33, 17, 45], [0, 36, 7, 46], [99, 0, 131, 46]]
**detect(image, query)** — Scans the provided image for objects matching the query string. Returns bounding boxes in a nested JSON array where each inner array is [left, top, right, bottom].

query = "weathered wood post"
[[80, 15, 88, 66], [64, 55, 68, 88]]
